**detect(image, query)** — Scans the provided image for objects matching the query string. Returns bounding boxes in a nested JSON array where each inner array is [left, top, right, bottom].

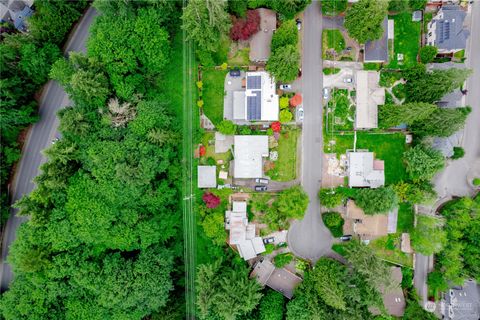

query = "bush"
[[197, 100, 204, 108], [363, 62, 382, 71], [379, 70, 402, 87], [238, 126, 252, 135], [263, 243, 275, 255], [274, 253, 293, 268], [280, 96, 290, 109], [409, 0, 427, 10], [419, 46, 438, 64], [202, 192, 221, 209], [318, 188, 343, 208], [392, 83, 406, 100], [323, 67, 341, 75], [217, 120, 237, 135], [279, 109, 293, 123], [473, 178, 480, 186], [230, 10, 260, 41], [451, 147, 465, 159], [322, 212, 344, 237], [321, 0, 348, 16], [354, 186, 398, 214], [271, 121, 281, 132]]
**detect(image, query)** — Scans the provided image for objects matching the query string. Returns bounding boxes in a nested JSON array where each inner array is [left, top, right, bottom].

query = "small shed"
[[197, 166, 217, 188], [412, 10, 422, 22]]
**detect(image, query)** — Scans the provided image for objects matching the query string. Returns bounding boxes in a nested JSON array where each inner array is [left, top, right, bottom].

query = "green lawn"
[[324, 132, 408, 184], [370, 233, 413, 267], [397, 202, 414, 232], [228, 47, 250, 66], [388, 13, 421, 69], [202, 69, 227, 126], [162, 33, 184, 121], [268, 128, 298, 182], [322, 29, 346, 59]]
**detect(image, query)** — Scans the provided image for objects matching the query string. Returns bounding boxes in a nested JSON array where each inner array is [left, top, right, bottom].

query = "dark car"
[[254, 185, 268, 192], [229, 69, 241, 77], [263, 237, 275, 244], [340, 235, 353, 242]]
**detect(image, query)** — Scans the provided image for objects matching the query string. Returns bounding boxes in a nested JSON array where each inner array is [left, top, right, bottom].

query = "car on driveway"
[[263, 237, 275, 244], [297, 107, 304, 122], [280, 84, 292, 90], [343, 77, 353, 83], [254, 185, 268, 192], [255, 178, 269, 184], [340, 235, 352, 241], [296, 19, 302, 30], [229, 69, 241, 77], [323, 87, 330, 100]]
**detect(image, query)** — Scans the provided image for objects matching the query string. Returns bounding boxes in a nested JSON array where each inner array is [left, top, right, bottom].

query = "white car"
[[280, 84, 292, 90], [297, 107, 304, 122], [343, 77, 353, 83], [323, 87, 330, 100]]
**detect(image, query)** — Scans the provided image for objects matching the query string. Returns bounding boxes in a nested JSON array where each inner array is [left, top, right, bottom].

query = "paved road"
[[288, 1, 334, 262], [0, 7, 97, 293], [414, 1, 480, 306]]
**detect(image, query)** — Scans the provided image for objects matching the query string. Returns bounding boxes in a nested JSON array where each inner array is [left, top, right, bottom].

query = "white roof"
[[355, 71, 384, 129], [234, 135, 269, 178], [237, 240, 257, 260], [252, 237, 266, 254], [348, 152, 385, 188], [232, 201, 247, 213], [197, 166, 216, 188], [227, 210, 248, 244]]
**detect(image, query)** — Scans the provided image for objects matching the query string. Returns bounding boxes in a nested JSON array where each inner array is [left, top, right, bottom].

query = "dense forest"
[[0, 1, 185, 319], [0, 0, 88, 224]]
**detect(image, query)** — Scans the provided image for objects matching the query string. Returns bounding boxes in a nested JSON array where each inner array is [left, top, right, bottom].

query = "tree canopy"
[[354, 186, 399, 215], [321, 0, 348, 16], [411, 215, 447, 255], [379, 102, 437, 128], [404, 145, 445, 182], [344, 0, 388, 44]]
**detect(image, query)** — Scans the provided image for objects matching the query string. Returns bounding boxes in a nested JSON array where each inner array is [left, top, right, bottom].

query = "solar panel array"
[[438, 21, 450, 43], [247, 91, 262, 120], [247, 75, 261, 89]]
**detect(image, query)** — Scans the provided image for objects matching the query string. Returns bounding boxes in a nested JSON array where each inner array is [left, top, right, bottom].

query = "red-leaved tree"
[[202, 192, 221, 209], [230, 10, 260, 41], [290, 94, 302, 107], [199, 145, 206, 157], [271, 121, 281, 132]]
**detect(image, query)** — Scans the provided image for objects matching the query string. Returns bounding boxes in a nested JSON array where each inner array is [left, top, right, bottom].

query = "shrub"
[[266, 128, 274, 136], [363, 62, 382, 71], [354, 186, 398, 214], [238, 126, 252, 135], [473, 178, 480, 186], [197, 100, 204, 108], [202, 192, 221, 209], [220, 62, 228, 70], [322, 0, 348, 16], [217, 120, 237, 135], [419, 46, 438, 64], [279, 96, 290, 109], [199, 145, 206, 157], [322, 212, 344, 237], [289, 94, 302, 107], [279, 109, 293, 123], [318, 188, 343, 208], [451, 147, 465, 159], [230, 10, 260, 41], [274, 253, 293, 268], [206, 157, 216, 166], [323, 67, 340, 75], [271, 121, 281, 132], [196, 81, 203, 89], [379, 70, 402, 87], [263, 243, 275, 255]]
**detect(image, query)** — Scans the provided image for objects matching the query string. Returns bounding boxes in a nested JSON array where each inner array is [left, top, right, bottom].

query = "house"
[[249, 8, 276, 62], [225, 201, 265, 260], [347, 151, 385, 188], [427, 5, 469, 53], [354, 71, 385, 129], [371, 267, 406, 317], [364, 17, 390, 63], [344, 200, 397, 241], [0, 0, 34, 32], [250, 258, 302, 299], [197, 166, 217, 189], [233, 135, 269, 179], [442, 280, 480, 320]]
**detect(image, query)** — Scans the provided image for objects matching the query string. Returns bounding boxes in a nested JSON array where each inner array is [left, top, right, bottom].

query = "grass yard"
[[202, 69, 227, 126], [370, 234, 413, 267], [228, 47, 250, 66], [324, 132, 408, 184], [388, 13, 421, 69], [162, 33, 184, 121], [322, 29, 346, 59], [326, 89, 355, 132], [269, 128, 299, 182], [397, 202, 414, 233]]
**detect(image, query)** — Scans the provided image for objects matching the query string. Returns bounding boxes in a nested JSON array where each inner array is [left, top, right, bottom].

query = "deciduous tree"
[[344, 0, 388, 44]]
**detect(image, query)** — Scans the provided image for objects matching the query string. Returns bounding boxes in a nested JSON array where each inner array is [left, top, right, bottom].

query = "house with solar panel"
[[225, 71, 279, 124], [426, 5, 469, 54], [0, 0, 34, 32]]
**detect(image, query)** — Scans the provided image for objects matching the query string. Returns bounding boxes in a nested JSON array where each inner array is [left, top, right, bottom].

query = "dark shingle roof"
[[434, 5, 468, 50]]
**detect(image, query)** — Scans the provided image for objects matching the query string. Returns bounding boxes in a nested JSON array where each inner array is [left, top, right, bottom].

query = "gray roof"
[[412, 10, 422, 22], [444, 280, 480, 320], [433, 5, 469, 50], [365, 17, 388, 62], [197, 166, 217, 188]]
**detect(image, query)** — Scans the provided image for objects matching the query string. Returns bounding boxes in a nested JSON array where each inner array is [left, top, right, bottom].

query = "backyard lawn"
[[202, 69, 227, 126], [269, 128, 299, 182], [324, 132, 408, 184], [370, 233, 413, 267], [397, 202, 414, 233], [326, 89, 355, 132], [388, 13, 421, 69], [322, 29, 346, 59]]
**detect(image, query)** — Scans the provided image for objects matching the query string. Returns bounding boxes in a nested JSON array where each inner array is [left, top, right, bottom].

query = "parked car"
[[254, 185, 268, 191], [343, 77, 353, 83], [340, 235, 352, 242], [229, 69, 241, 77], [280, 84, 292, 90], [323, 87, 330, 100], [255, 178, 269, 184], [296, 19, 302, 30], [263, 237, 275, 244], [297, 107, 304, 122], [346, 46, 352, 51], [51, 138, 59, 144]]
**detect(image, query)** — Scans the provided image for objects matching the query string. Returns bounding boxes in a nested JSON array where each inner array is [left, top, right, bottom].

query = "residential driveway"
[[0, 7, 98, 293], [322, 16, 344, 30], [287, 1, 334, 262], [322, 68, 355, 90]]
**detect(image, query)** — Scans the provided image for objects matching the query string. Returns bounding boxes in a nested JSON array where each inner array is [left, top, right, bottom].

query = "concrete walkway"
[[287, 1, 334, 262]]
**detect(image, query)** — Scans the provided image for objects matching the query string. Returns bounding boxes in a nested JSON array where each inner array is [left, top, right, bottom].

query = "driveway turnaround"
[[0, 7, 97, 293], [288, 1, 334, 262]]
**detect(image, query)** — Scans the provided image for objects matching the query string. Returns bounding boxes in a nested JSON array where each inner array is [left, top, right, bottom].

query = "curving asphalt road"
[[0, 7, 97, 293], [288, 1, 334, 262]]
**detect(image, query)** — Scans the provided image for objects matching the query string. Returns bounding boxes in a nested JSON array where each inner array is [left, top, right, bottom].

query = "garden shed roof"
[[197, 166, 217, 188]]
